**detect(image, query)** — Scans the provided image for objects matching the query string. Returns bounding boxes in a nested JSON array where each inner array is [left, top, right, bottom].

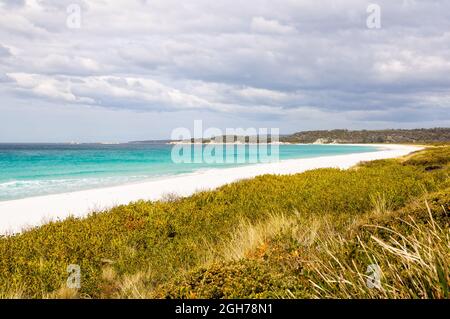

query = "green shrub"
[[0, 146, 448, 298]]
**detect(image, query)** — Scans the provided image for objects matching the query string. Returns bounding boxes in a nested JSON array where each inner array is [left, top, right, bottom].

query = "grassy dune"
[[0, 146, 448, 298]]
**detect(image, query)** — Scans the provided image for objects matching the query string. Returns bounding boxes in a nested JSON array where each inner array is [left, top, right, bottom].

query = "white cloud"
[[374, 50, 450, 82], [7, 72, 80, 102], [250, 16, 295, 34], [0, 0, 450, 141]]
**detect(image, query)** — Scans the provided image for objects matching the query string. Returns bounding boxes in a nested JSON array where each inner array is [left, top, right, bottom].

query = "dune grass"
[[0, 146, 448, 298]]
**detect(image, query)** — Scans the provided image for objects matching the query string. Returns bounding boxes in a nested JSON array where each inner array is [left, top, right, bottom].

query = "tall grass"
[[310, 202, 449, 298], [218, 213, 296, 262]]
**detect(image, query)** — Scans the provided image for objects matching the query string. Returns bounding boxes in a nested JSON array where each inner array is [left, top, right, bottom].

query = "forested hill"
[[280, 128, 450, 144]]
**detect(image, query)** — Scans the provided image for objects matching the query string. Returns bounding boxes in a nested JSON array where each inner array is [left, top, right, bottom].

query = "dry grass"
[[217, 213, 296, 262], [309, 202, 449, 299], [370, 192, 392, 216], [115, 270, 152, 299], [44, 286, 80, 299], [0, 286, 26, 299]]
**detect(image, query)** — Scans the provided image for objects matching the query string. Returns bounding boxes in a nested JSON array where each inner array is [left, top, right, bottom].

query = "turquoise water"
[[0, 143, 379, 201]]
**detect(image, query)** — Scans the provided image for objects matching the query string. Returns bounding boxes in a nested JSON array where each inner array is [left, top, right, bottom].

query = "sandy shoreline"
[[0, 144, 423, 235]]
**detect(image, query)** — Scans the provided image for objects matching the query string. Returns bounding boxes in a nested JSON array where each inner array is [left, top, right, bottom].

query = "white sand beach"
[[0, 144, 423, 235]]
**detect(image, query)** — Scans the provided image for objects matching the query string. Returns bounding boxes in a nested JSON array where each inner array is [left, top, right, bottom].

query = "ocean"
[[0, 143, 379, 201]]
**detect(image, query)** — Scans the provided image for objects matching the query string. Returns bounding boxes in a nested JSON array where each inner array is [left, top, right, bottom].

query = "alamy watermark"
[[366, 4, 381, 29], [171, 120, 280, 164], [66, 4, 82, 29], [366, 263, 382, 289], [67, 264, 81, 289]]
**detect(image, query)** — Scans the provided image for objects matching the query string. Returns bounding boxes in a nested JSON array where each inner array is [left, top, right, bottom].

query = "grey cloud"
[[0, 0, 25, 8], [350, 106, 450, 123], [0, 73, 11, 82], [0, 44, 10, 57], [0, 0, 449, 131]]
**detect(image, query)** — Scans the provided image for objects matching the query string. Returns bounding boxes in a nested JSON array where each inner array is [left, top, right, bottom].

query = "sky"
[[0, 0, 449, 142]]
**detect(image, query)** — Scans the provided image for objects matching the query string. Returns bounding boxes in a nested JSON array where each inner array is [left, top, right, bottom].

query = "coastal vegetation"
[[144, 127, 450, 145], [280, 128, 450, 144], [0, 146, 448, 299]]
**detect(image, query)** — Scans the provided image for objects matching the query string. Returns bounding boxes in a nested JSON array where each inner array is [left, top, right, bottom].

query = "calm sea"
[[0, 143, 378, 201]]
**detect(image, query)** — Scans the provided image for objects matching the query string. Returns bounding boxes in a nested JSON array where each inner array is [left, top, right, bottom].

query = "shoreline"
[[0, 144, 423, 235]]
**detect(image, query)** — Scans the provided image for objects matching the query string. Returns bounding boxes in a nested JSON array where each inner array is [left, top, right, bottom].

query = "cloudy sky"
[[1, 0, 449, 142]]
